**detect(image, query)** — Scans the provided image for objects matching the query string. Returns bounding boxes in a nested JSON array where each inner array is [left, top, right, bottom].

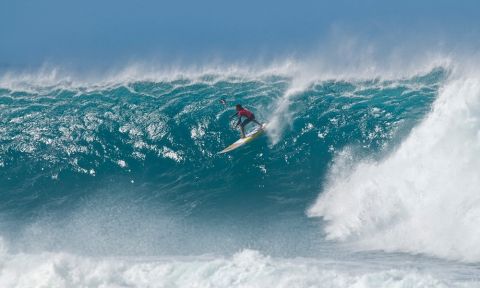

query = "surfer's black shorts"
[[241, 115, 255, 127]]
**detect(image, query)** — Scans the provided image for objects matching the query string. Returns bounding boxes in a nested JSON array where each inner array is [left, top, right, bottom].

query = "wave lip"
[[308, 73, 480, 262]]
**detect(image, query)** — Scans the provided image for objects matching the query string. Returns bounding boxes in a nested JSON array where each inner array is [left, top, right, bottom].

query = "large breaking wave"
[[308, 70, 480, 262], [0, 61, 479, 287]]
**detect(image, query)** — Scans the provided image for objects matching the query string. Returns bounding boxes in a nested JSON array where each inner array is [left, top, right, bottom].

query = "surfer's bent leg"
[[240, 118, 252, 138], [251, 114, 262, 127]]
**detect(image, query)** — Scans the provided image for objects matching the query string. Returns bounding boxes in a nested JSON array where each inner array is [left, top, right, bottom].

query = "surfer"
[[230, 104, 263, 138]]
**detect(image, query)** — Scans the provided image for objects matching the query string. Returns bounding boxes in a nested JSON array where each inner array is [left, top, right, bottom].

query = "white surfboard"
[[218, 123, 268, 154]]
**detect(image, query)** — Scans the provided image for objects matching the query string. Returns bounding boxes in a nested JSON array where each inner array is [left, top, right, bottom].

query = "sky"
[[1, 0, 480, 69]]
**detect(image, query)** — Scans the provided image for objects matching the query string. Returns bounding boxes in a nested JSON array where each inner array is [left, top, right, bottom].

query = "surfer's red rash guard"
[[238, 108, 254, 119]]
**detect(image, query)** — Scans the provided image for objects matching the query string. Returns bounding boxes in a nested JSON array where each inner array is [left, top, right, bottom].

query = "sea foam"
[[0, 247, 469, 288]]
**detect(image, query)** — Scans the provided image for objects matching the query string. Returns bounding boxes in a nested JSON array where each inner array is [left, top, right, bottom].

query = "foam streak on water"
[[0, 245, 477, 288]]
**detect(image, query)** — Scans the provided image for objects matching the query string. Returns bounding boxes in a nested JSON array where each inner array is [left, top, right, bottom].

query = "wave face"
[[2, 66, 480, 286]]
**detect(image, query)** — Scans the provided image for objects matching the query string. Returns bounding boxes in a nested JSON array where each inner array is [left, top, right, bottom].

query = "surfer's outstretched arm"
[[235, 117, 242, 127]]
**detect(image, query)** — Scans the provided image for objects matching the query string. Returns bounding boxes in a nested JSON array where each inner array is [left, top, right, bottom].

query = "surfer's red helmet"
[[235, 104, 242, 111]]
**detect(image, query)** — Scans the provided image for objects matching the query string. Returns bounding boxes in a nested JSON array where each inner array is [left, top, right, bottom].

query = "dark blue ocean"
[[0, 66, 479, 287]]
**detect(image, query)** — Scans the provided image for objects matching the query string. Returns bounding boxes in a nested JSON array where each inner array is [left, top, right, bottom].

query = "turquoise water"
[[1, 67, 480, 287]]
